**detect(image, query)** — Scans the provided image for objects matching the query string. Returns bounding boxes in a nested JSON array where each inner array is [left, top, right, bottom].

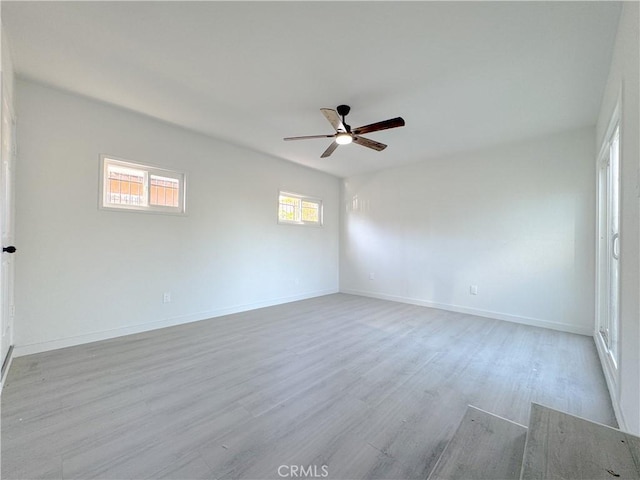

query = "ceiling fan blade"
[[353, 136, 387, 152], [321, 141, 339, 158], [321, 108, 347, 132], [352, 117, 405, 136], [284, 134, 334, 141]]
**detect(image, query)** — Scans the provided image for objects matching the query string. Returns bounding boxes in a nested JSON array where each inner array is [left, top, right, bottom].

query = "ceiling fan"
[[284, 105, 405, 158]]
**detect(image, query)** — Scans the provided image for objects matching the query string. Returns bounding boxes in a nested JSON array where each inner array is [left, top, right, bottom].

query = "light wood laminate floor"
[[1, 294, 616, 479]]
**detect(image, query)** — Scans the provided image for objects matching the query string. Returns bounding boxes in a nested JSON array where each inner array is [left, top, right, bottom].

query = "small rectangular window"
[[278, 191, 322, 226], [100, 156, 186, 214]]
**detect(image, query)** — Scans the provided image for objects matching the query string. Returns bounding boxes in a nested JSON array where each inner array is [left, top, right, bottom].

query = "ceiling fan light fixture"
[[336, 132, 353, 145]]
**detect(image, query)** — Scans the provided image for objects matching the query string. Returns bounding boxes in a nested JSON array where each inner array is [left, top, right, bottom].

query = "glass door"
[[597, 124, 620, 367]]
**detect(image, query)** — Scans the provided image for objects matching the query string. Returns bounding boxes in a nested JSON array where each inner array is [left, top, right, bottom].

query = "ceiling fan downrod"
[[336, 104, 351, 132]]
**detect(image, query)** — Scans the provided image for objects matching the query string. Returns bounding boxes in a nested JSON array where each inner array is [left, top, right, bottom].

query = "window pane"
[[302, 200, 319, 223], [608, 127, 620, 362], [150, 175, 180, 207], [279, 195, 300, 222], [106, 165, 146, 206]]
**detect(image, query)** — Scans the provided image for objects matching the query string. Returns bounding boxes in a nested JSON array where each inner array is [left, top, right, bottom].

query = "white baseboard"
[[340, 289, 593, 336], [11, 287, 592, 358], [13, 289, 338, 357]]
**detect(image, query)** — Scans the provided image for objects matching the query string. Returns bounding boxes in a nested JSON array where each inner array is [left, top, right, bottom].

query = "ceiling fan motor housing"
[[336, 104, 351, 117]]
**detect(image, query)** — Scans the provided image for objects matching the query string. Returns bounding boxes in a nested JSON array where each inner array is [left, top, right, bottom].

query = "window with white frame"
[[100, 156, 186, 214], [278, 191, 322, 226]]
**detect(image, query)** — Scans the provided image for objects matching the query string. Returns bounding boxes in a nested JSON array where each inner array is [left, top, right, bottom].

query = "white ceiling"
[[2, 1, 621, 178]]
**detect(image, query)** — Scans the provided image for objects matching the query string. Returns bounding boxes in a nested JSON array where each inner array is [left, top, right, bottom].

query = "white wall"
[[595, 2, 640, 435], [341, 127, 596, 335], [1, 23, 15, 102], [14, 79, 340, 354]]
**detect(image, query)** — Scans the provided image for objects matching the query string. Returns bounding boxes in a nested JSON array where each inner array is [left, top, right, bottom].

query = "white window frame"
[[99, 155, 186, 215], [278, 191, 323, 226]]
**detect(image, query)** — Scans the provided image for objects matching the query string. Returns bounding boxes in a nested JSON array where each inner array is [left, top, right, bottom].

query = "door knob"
[[2, 246, 16, 253]]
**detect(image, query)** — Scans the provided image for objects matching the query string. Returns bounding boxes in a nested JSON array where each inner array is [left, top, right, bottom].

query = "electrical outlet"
[[369, 272, 376, 281], [163, 292, 171, 303], [470, 285, 478, 295]]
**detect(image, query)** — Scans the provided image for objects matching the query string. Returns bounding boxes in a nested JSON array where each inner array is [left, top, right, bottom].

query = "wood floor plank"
[[521, 403, 640, 480], [427, 406, 527, 480], [1, 294, 617, 479]]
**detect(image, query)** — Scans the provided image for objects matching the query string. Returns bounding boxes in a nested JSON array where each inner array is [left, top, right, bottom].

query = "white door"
[[1, 80, 16, 372], [597, 124, 620, 366]]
